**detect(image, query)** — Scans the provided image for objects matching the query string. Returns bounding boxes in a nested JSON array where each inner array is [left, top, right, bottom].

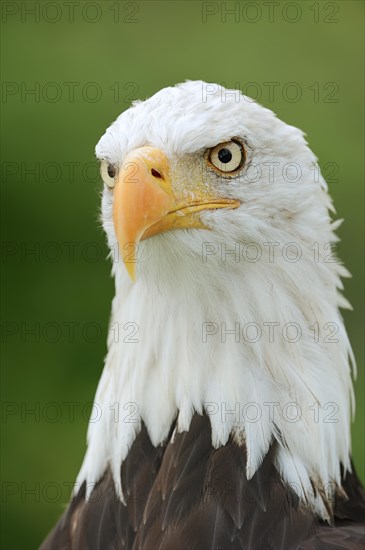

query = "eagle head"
[[97, 81, 330, 284]]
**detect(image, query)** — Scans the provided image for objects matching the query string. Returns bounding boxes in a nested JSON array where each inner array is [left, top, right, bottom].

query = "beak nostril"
[[151, 168, 163, 179]]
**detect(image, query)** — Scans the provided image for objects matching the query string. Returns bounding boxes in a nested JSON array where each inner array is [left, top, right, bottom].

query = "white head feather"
[[77, 81, 354, 519]]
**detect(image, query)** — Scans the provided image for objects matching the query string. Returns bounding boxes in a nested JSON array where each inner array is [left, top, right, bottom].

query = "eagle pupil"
[[218, 148, 232, 164], [107, 165, 116, 178]]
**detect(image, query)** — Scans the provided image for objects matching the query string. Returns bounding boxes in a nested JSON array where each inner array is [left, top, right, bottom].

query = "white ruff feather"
[[76, 82, 355, 520]]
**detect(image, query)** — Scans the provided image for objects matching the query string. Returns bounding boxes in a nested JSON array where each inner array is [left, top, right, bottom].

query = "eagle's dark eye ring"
[[100, 160, 118, 189], [207, 139, 245, 176]]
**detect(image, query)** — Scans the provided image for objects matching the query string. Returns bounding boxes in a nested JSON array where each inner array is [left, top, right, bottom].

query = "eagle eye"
[[207, 140, 245, 175], [100, 160, 117, 188]]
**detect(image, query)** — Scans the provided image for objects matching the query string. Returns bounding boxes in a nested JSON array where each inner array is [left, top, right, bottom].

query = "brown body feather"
[[40, 415, 365, 550]]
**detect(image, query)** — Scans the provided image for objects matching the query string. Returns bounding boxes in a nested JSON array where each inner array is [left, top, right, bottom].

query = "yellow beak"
[[113, 146, 240, 280]]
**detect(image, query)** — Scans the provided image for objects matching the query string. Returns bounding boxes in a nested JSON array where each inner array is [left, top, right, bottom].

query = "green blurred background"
[[1, 1, 364, 548]]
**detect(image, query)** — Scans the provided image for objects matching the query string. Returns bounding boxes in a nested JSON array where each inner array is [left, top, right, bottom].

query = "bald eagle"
[[41, 81, 364, 549]]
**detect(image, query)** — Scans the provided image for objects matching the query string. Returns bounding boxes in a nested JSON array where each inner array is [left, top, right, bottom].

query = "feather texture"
[[41, 415, 364, 549]]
